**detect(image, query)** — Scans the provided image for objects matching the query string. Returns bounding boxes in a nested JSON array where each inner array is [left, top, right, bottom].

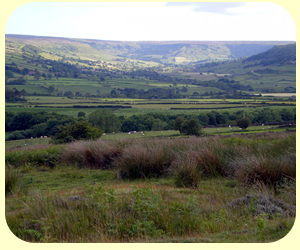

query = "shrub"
[[7, 131, 26, 140], [5, 145, 63, 168], [236, 118, 251, 129], [50, 120, 102, 144], [180, 118, 203, 136], [229, 193, 296, 218]]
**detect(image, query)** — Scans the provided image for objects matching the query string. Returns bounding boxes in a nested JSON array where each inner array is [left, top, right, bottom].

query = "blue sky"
[[5, 2, 296, 41]]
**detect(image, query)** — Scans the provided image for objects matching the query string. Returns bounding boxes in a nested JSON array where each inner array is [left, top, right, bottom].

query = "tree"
[[152, 119, 167, 131], [78, 112, 86, 118], [236, 118, 251, 129], [34, 71, 41, 80], [88, 109, 120, 133], [5, 70, 14, 78], [180, 119, 203, 136], [51, 120, 102, 144], [110, 89, 117, 97], [174, 117, 185, 132], [32, 123, 47, 137]]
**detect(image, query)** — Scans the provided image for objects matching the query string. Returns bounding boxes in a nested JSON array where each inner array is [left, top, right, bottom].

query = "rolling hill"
[[5, 34, 294, 64], [5, 34, 296, 97]]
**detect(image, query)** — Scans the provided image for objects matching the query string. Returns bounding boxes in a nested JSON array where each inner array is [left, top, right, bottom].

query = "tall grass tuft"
[[5, 165, 21, 196], [234, 153, 296, 190], [171, 153, 201, 188], [61, 140, 123, 169], [114, 142, 175, 179]]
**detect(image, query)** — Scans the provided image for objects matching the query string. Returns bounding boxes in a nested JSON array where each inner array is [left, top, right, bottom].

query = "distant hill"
[[243, 43, 296, 66], [5, 34, 294, 64], [5, 34, 296, 97]]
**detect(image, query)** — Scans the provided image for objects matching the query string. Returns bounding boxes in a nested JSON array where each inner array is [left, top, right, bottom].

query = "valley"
[[5, 34, 296, 243]]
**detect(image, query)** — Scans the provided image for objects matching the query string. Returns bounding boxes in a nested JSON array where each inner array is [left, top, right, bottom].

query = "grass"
[[4, 78, 297, 241], [6, 170, 295, 243], [5, 131, 296, 242]]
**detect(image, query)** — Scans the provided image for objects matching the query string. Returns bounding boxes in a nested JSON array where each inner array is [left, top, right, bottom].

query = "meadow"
[[5, 131, 296, 242]]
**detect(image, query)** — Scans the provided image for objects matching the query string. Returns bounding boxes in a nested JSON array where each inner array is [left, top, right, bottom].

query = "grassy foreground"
[[5, 131, 296, 243]]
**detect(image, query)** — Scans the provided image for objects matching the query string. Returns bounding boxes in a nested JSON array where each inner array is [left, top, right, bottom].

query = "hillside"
[[175, 42, 296, 94], [244, 43, 296, 66], [5, 34, 293, 64], [5, 34, 296, 98]]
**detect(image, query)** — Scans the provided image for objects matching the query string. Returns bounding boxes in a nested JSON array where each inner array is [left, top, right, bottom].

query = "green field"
[[5, 124, 293, 149]]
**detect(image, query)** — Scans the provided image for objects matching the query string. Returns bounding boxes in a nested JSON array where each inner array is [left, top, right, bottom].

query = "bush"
[[180, 119, 203, 136], [229, 193, 296, 218], [236, 118, 251, 129], [51, 120, 102, 144], [7, 131, 26, 140], [5, 145, 63, 168]]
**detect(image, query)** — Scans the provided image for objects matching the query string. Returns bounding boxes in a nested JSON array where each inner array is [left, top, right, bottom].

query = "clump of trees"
[[88, 110, 120, 133], [5, 86, 27, 102], [50, 120, 102, 144], [174, 117, 203, 136]]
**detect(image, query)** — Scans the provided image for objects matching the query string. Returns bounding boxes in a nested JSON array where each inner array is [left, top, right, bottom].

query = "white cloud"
[[5, 2, 296, 41]]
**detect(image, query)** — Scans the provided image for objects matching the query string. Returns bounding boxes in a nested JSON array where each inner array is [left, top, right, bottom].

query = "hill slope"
[[244, 43, 296, 66], [5, 34, 294, 64], [5, 34, 296, 97]]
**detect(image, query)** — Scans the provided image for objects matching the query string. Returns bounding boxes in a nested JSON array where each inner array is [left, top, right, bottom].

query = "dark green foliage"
[[5, 145, 63, 168], [174, 116, 185, 132], [51, 120, 102, 144], [5, 70, 14, 78], [5, 111, 75, 139], [5, 86, 27, 102], [7, 131, 27, 140], [180, 119, 202, 136], [88, 109, 120, 133], [236, 118, 251, 129], [77, 111, 86, 118]]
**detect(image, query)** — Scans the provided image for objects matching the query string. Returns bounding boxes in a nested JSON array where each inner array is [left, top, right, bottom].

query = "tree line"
[[6, 107, 296, 142]]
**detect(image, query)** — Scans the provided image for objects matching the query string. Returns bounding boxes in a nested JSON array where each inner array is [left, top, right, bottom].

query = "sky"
[[5, 2, 296, 41]]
